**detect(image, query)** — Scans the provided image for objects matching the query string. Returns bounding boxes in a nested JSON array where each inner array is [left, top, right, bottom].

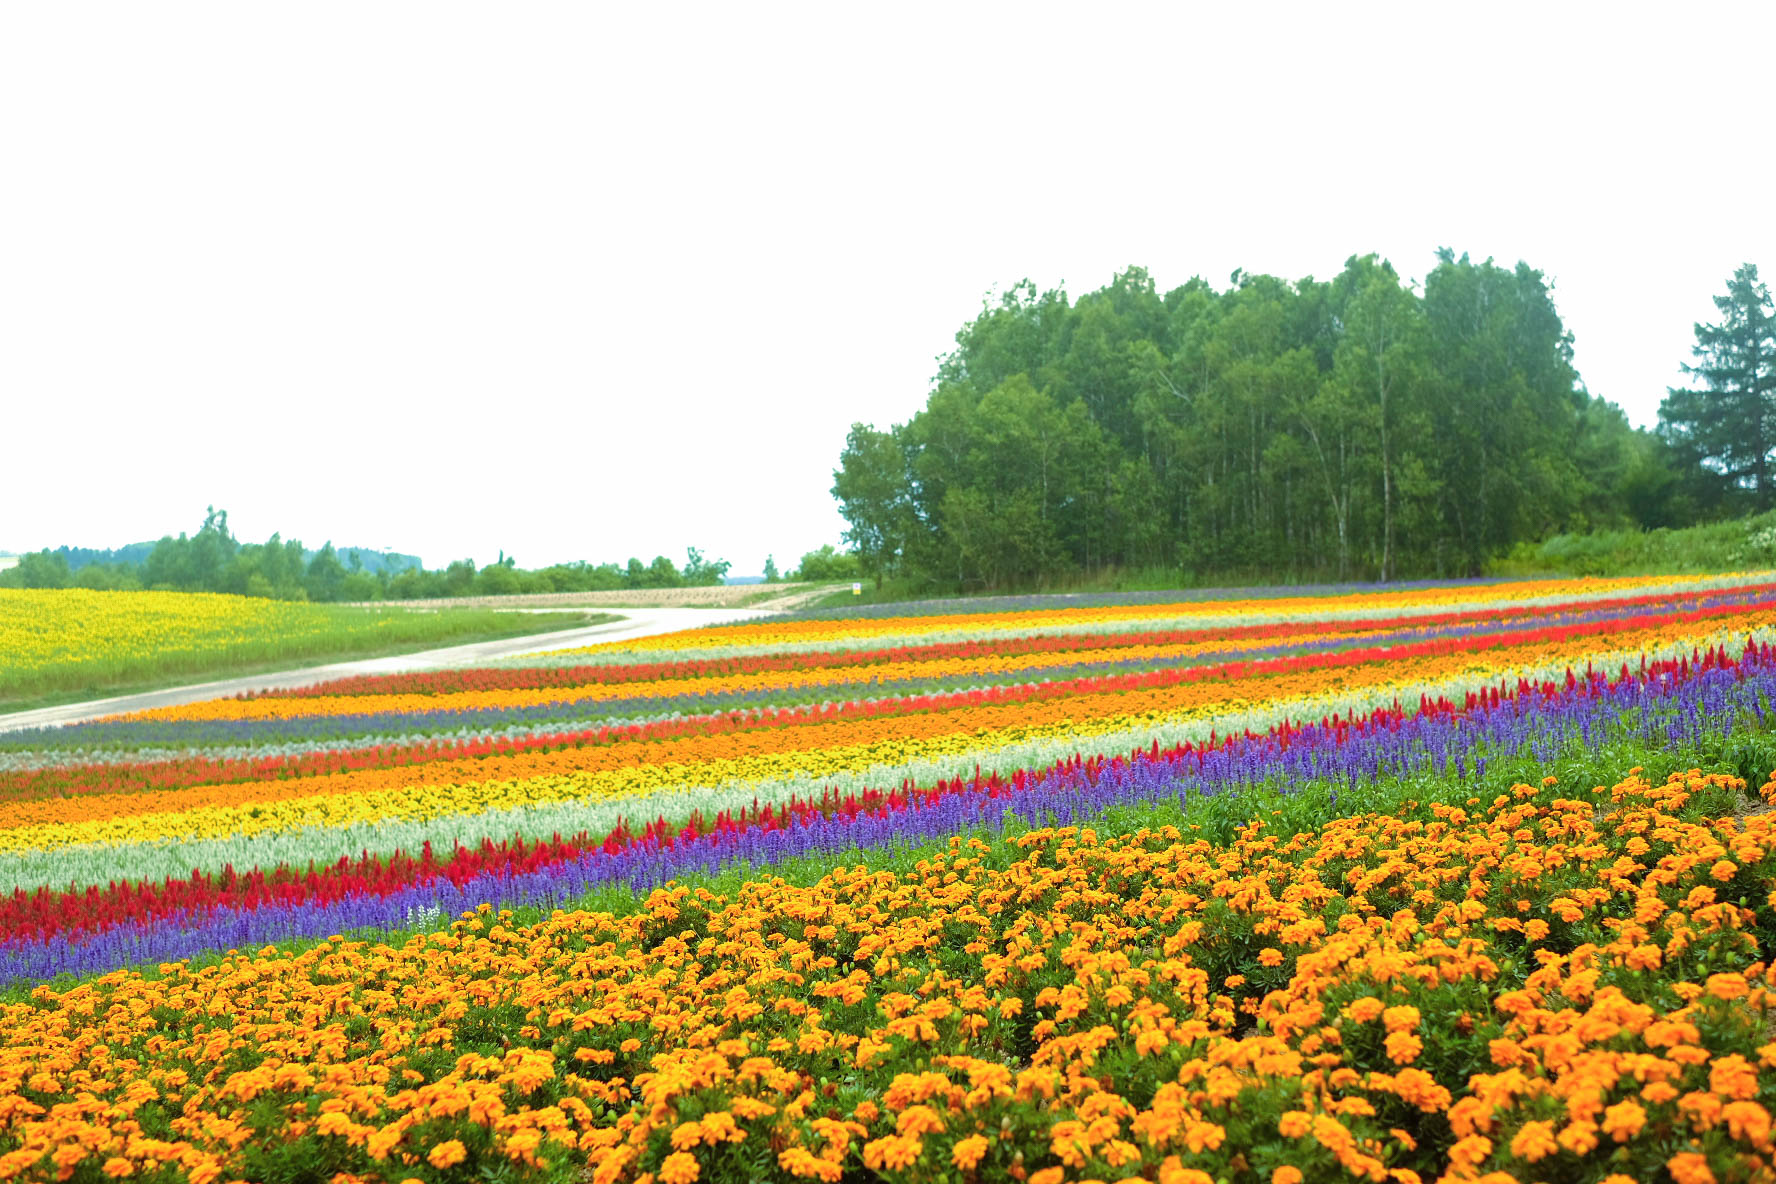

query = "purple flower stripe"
[[5, 652, 1768, 988], [760, 576, 1528, 624], [11, 589, 1766, 756]]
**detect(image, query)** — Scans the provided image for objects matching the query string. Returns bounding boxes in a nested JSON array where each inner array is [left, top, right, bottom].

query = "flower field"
[[7, 574, 1776, 1183], [0, 590, 591, 710]]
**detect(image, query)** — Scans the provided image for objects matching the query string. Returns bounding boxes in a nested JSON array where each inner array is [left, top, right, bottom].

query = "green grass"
[[1491, 510, 1776, 578], [0, 605, 617, 714], [803, 514, 1776, 612], [801, 567, 1280, 610]]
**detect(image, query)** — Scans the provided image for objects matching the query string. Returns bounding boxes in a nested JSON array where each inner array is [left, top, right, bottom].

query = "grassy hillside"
[[1492, 510, 1776, 578], [801, 513, 1776, 611]]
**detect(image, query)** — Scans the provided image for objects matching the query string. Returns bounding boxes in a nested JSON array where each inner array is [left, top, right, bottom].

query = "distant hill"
[[328, 548, 422, 575], [47, 542, 421, 575], [54, 543, 158, 570]]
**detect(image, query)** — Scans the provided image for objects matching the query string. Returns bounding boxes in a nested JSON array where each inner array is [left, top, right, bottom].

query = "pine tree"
[[1659, 265, 1776, 509]]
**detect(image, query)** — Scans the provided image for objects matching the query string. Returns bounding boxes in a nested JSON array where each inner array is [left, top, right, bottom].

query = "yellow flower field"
[[0, 589, 587, 708]]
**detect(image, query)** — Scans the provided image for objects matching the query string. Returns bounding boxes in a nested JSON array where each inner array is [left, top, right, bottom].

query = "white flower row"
[[5, 626, 1759, 894]]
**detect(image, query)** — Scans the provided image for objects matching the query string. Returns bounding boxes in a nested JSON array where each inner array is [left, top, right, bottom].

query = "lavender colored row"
[[5, 652, 1769, 988], [7, 587, 1763, 761], [761, 576, 1522, 624]]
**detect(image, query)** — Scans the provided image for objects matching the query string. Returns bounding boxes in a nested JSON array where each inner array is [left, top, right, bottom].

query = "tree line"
[[0, 510, 740, 601], [834, 254, 1774, 590]]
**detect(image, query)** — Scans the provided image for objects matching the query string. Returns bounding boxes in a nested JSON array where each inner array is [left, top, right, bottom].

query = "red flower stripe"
[[0, 643, 1752, 946], [8, 596, 1774, 807], [243, 583, 1776, 699]]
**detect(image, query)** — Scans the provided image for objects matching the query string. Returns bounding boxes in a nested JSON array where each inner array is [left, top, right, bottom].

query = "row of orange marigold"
[[2, 767, 1774, 1184]]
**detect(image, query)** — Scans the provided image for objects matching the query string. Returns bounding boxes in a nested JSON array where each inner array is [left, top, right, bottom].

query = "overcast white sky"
[[3, 3, 1772, 574]]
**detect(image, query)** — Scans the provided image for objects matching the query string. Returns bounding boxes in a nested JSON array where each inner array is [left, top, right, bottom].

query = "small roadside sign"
[[851, 582, 862, 596]]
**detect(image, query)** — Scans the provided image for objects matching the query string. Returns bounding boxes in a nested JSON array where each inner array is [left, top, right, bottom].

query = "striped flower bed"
[[0, 572, 1771, 986], [8, 574, 1776, 1184]]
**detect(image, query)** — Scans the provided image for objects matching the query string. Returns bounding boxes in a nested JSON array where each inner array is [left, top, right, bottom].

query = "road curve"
[[0, 607, 765, 735]]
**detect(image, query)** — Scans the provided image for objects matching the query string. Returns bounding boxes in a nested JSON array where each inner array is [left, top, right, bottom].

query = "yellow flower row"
[[0, 589, 395, 675], [12, 622, 1752, 854], [587, 573, 1746, 655]]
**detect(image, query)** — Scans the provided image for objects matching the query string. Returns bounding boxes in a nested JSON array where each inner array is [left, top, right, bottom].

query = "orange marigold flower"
[[427, 1142, 468, 1171], [660, 1152, 702, 1184], [1707, 973, 1750, 1001], [1489, 1038, 1528, 1067], [1272, 1167, 1304, 1184], [1557, 1120, 1599, 1156], [102, 1160, 134, 1179], [854, 1101, 880, 1125], [1158, 1161, 1214, 1184], [952, 1135, 988, 1170], [1667, 1152, 1716, 1184], [1135, 1028, 1170, 1057], [1711, 1054, 1761, 1100], [1642, 1081, 1680, 1104], [1381, 1005, 1420, 1033], [862, 1135, 922, 1171], [1602, 1100, 1646, 1142], [1029, 1170, 1064, 1184], [778, 1147, 839, 1182], [699, 1112, 743, 1145], [1711, 860, 1738, 881], [1258, 949, 1284, 967], [1509, 1120, 1557, 1162], [1385, 1031, 1423, 1065], [1447, 1135, 1491, 1170], [1278, 1111, 1312, 1138], [1225, 975, 1247, 989], [1345, 998, 1383, 1023], [1682, 1091, 1725, 1128], [1723, 1100, 1773, 1144], [897, 1106, 944, 1138]]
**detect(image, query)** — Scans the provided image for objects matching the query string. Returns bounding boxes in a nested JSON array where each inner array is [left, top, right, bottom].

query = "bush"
[[792, 544, 861, 581]]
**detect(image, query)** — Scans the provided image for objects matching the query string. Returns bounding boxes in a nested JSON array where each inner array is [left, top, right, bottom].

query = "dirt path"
[[348, 583, 837, 612], [0, 607, 764, 735]]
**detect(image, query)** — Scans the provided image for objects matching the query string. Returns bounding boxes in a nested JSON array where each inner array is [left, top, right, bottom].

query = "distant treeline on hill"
[[0, 510, 855, 601], [47, 540, 422, 576], [831, 254, 1775, 590]]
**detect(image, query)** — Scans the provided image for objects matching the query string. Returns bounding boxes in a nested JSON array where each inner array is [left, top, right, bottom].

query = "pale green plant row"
[[5, 629, 1757, 894], [509, 572, 1774, 666], [10, 723, 1758, 1003]]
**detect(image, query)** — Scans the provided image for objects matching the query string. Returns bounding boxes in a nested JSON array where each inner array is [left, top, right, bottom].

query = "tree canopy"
[[835, 253, 1694, 590], [1658, 264, 1776, 513]]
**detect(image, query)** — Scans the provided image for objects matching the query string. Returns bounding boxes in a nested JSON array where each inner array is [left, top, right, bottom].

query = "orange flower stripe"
[[114, 630, 1358, 722], [114, 597, 1776, 727], [13, 615, 1760, 839], [599, 573, 1729, 652], [3, 767, 1775, 1183]]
